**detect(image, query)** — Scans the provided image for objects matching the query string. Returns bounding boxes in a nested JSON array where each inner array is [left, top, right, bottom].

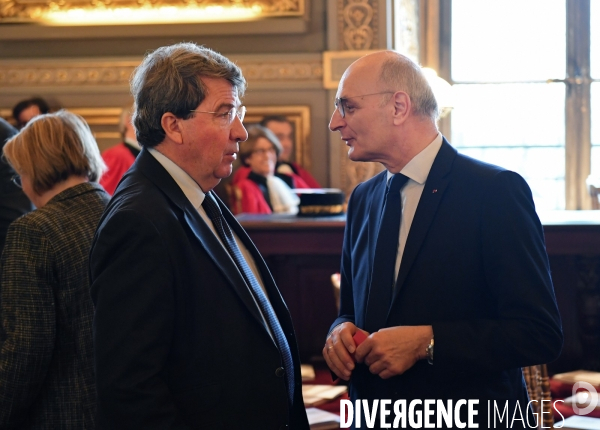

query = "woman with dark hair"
[[232, 125, 300, 214], [0, 110, 109, 429], [11, 97, 50, 129]]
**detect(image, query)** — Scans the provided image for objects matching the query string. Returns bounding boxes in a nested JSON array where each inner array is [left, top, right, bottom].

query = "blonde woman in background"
[[0, 110, 109, 429]]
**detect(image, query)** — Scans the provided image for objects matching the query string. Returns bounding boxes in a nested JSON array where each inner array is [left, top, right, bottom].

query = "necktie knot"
[[389, 173, 409, 194], [202, 192, 222, 220]]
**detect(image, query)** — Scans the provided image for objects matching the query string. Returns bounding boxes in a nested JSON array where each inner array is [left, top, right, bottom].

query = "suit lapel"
[[368, 172, 389, 268], [183, 207, 270, 334], [390, 139, 457, 308], [222, 204, 296, 333], [135, 150, 271, 335]]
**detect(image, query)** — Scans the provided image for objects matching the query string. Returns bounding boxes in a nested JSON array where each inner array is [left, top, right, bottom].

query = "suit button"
[[275, 367, 285, 377]]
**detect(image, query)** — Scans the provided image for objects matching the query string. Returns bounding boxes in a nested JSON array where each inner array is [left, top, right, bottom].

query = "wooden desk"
[[239, 212, 600, 370]]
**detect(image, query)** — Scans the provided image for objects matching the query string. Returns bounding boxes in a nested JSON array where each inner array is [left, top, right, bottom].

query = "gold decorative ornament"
[[0, 58, 322, 89], [0, 0, 304, 25], [338, 0, 378, 51]]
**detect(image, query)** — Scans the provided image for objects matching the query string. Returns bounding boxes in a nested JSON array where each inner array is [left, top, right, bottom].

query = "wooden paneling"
[[240, 212, 600, 370]]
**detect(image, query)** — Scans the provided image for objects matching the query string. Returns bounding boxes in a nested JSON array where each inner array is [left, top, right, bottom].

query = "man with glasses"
[[90, 43, 308, 430], [323, 51, 562, 427]]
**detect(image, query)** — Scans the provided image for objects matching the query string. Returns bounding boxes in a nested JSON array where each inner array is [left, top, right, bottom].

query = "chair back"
[[227, 184, 243, 215], [522, 364, 553, 429]]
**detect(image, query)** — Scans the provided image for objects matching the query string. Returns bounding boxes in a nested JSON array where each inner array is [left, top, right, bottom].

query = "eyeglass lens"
[[335, 98, 346, 118], [233, 106, 246, 123], [11, 175, 21, 188]]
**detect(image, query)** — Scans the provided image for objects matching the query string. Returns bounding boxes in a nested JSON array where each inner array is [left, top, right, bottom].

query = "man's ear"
[[391, 91, 411, 125], [161, 112, 184, 144]]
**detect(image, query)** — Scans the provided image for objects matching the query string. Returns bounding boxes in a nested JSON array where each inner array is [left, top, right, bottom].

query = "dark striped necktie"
[[202, 192, 294, 403], [365, 173, 410, 333]]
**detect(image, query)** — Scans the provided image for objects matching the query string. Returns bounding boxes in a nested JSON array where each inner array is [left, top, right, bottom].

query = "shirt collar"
[[148, 147, 206, 209], [387, 132, 443, 185]]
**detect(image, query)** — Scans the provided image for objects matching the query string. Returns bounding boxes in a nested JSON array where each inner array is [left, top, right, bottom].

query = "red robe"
[[230, 167, 309, 215], [100, 143, 137, 195]]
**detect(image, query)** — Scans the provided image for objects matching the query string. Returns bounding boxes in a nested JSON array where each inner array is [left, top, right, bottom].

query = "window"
[[440, 0, 596, 210]]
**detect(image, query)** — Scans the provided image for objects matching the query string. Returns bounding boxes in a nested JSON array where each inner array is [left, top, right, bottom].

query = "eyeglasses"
[[190, 106, 246, 126], [11, 175, 21, 188], [334, 91, 395, 118]]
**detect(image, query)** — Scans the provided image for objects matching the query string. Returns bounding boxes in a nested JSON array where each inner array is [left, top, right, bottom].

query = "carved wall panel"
[[338, 0, 378, 51]]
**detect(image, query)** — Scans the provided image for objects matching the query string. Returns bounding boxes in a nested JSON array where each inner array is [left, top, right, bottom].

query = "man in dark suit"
[[90, 43, 309, 430], [323, 51, 563, 428], [0, 118, 33, 254]]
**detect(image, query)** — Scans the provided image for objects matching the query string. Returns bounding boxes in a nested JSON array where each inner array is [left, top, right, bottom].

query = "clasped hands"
[[323, 322, 433, 381]]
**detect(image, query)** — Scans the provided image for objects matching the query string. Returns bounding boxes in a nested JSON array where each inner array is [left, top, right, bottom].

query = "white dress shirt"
[[148, 148, 274, 309], [386, 133, 443, 284]]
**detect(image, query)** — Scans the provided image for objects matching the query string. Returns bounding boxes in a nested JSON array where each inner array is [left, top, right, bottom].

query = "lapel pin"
[[432, 189, 438, 193]]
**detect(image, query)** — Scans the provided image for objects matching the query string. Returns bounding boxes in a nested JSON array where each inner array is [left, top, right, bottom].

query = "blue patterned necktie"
[[365, 173, 410, 333], [202, 192, 294, 403]]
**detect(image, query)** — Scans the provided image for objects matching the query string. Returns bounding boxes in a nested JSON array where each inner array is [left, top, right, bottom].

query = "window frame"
[[427, 0, 593, 209]]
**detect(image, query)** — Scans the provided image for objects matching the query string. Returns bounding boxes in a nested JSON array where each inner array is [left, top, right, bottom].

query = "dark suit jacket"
[[0, 118, 34, 255], [90, 149, 309, 430], [332, 139, 563, 428], [0, 182, 109, 429]]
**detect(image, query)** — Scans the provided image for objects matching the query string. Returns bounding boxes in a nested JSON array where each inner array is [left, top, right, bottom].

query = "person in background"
[[0, 118, 33, 254], [100, 106, 141, 195], [89, 42, 309, 429], [0, 110, 109, 429], [261, 115, 321, 188], [232, 125, 300, 215], [12, 97, 50, 129], [323, 51, 562, 428]]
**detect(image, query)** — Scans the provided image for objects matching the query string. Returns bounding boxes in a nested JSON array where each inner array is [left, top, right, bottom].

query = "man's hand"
[[323, 322, 369, 381], [354, 325, 433, 379]]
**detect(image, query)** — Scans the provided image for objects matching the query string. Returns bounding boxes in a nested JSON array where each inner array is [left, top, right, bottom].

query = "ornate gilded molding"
[[236, 59, 323, 83], [338, 0, 378, 50], [0, 0, 304, 23], [0, 58, 322, 89], [0, 63, 138, 88]]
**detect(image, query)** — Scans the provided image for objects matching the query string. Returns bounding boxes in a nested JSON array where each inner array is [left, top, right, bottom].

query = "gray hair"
[[130, 42, 246, 147], [379, 53, 439, 122]]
